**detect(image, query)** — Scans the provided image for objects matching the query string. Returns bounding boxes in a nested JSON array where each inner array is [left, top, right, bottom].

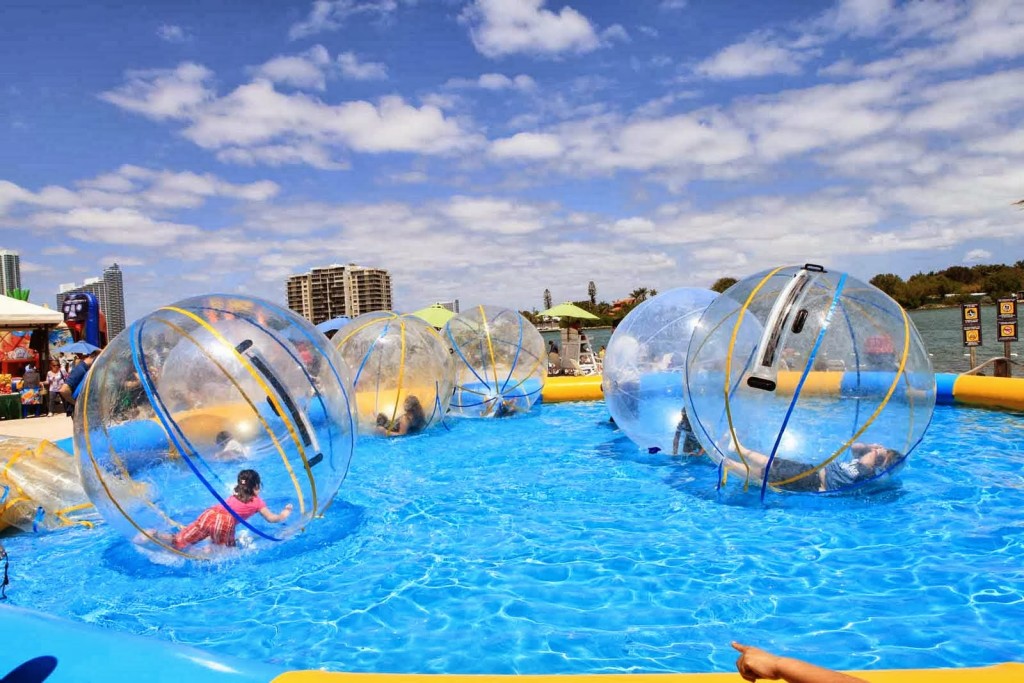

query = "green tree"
[[983, 268, 1022, 299], [543, 288, 552, 310], [942, 266, 973, 284], [869, 273, 905, 300], [587, 280, 597, 306], [711, 277, 737, 293], [629, 287, 650, 303]]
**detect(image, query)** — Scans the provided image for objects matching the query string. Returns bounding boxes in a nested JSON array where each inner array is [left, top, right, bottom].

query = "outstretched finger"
[[731, 641, 748, 653]]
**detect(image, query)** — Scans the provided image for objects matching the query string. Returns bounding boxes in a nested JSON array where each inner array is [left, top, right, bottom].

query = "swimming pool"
[[3, 400, 1023, 675]]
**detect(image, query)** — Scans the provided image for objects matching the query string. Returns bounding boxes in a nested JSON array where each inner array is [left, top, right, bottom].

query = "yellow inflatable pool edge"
[[273, 662, 1024, 682], [541, 375, 604, 403], [540, 372, 1024, 413]]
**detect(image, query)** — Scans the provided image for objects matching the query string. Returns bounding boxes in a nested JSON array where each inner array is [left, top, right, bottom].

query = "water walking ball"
[[333, 312, 456, 435], [74, 294, 357, 561], [685, 264, 935, 498], [446, 305, 546, 417], [603, 287, 718, 454]]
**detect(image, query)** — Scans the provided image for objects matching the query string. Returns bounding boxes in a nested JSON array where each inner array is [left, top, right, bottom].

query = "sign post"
[[996, 298, 1018, 377], [961, 302, 982, 370]]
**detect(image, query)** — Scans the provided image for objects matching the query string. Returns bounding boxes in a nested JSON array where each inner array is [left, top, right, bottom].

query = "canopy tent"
[[539, 302, 599, 320], [410, 304, 456, 329], [0, 295, 64, 331], [0, 295, 65, 381]]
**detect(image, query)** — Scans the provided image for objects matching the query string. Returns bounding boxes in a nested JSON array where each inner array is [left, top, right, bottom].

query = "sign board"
[[961, 302, 981, 348], [963, 327, 982, 347], [997, 298, 1018, 321], [998, 322, 1018, 343], [960, 303, 980, 325]]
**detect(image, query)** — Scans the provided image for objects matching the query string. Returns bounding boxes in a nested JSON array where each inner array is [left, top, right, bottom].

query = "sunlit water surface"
[[4, 401, 1023, 675]]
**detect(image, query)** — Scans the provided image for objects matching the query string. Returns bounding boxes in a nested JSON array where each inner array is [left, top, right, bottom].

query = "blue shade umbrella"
[[57, 340, 102, 355], [315, 316, 350, 335]]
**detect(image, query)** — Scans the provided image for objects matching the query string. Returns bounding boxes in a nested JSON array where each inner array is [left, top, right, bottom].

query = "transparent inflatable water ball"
[[603, 287, 718, 454], [333, 312, 455, 435], [685, 264, 935, 497], [446, 306, 546, 417], [75, 294, 357, 561]]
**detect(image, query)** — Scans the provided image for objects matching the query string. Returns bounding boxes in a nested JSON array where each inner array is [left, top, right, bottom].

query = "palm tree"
[[543, 288, 552, 310], [629, 287, 649, 303], [588, 280, 597, 306]]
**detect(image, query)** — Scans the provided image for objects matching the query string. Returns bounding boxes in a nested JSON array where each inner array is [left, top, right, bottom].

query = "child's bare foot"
[[133, 529, 174, 545]]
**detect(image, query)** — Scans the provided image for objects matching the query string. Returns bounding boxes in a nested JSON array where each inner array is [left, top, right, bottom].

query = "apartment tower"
[[102, 263, 126, 338], [286, 264, 393, 324], [0, 250, 21, 295]]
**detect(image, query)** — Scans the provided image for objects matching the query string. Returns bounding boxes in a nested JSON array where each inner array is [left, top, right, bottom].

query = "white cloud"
[[1, 166, 278, 256], [444, 196, 549, 235], [289, 0, 398, 40], [42, 245, 77, 256], [965, 248, 992, 262], [0, 180, 34, 216], [183, 82, 477, 155], [613, 217, 656, 235], [901, 68, 1024, 133], [489, 132, 564, 160], [102, 65, 481, 166], [445, 73, 536, 92], [816, 0, 1024, 78], [217, 144, 350, 170], [156, 24, 190, 43], [98, 255, 146, 267], [825, 0, 896, 36], [253, 45, 332, 90], [739, 78, 902, 161], [100, 63, 214, 120], [695, 34, 809, 79], [479, 73, 535, 91], [460, 0, 602, 58], [31, 207, 202, 246], [337, 51, 388, 80]]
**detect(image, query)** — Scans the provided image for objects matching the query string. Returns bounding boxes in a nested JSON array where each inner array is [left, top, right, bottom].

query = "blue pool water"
[[3, 401, 1023, 675]]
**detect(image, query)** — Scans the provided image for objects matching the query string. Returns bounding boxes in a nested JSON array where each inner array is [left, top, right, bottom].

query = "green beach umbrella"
[[539, 302, 599, 320], [410, 304, 456, 328]]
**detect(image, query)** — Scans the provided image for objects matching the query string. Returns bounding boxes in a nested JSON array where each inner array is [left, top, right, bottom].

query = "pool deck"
[[0, 413, 74, 442]]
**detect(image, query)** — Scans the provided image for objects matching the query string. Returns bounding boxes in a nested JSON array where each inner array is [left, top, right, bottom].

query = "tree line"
[[527, 260, 1024, 327], [869, 262, 1024, 309], [526, 281, 660, 327]]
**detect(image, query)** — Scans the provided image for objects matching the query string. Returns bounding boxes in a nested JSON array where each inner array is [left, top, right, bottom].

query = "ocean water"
[[543, 306, 1016, 375], [3, 400, 1023, 675]]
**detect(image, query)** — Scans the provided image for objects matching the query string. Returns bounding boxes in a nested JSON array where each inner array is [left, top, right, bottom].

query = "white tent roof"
[[0, 295, 64, 330]]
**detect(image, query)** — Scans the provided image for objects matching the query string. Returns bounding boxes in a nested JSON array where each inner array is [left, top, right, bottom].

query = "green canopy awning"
[[410, 304, 456, 328], [539, 302, 599, 320]]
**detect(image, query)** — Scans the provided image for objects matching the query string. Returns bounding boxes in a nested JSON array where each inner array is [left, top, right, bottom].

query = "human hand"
[[732, 642, 782, 681], [282, 503, 293, 518]]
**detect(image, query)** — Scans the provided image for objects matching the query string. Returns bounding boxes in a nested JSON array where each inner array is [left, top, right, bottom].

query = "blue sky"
[[2, 0, 1023, 323]]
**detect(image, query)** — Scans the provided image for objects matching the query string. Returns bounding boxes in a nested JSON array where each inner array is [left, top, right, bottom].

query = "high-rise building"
[[102, 264, 126, 339], [344, 265, 392, 318], [309, 265, 348, 323], [286, 264, 393, 324], [435, 300, 460, 313], [0, 250, 21, 295], [286, 273, 314, 320], [57, 278, 107, 312], [56, 263, 129, 339]]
